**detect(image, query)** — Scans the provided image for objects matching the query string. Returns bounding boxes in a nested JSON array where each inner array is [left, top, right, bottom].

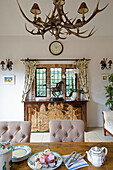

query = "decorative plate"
[[28, 151, 63, 170], [12, 153, 31, 162], [12, 145, 31, 159]]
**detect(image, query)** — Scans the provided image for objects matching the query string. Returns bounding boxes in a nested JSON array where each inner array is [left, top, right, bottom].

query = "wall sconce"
[[0, 59, 13, 71], [100, 58, 112, 70]]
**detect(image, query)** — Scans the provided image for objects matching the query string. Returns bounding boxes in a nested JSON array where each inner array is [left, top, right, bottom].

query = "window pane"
[[50, 68, 62, 97], [65, 68, 77, 97], [35, 68, 47, 97]]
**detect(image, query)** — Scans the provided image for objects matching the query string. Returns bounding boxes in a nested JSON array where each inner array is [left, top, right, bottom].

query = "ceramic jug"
[[0, 142, 14, 170], [86, 146, 108, 167]]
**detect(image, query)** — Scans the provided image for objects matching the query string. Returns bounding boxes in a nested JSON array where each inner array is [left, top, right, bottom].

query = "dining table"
[[12, 142, 113, 170]]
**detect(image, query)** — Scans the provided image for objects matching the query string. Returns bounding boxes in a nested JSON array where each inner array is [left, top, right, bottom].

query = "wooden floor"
[[30, 127, 113, 142]]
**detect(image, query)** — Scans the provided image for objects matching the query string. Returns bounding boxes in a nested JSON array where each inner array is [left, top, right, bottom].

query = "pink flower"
[[46, 155, 49, 162], [39, 155, 46, 164], [46, 153, 55, 162]]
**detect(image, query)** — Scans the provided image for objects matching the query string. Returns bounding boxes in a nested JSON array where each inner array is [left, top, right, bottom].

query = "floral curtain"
[[73, 59, 90, 101], [22, 60, 39, 102]]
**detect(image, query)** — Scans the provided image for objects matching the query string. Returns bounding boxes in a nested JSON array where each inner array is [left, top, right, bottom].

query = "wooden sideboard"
[[24, 100, 87, 132]]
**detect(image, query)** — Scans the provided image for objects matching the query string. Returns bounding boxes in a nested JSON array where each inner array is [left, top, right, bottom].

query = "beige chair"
[[102, 111, 113, 137], [0, 121, 31, 143], [49, 120, 84, 142]]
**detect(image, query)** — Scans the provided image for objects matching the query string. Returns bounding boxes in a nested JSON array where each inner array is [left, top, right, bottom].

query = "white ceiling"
[[0, 0, 113, 37]]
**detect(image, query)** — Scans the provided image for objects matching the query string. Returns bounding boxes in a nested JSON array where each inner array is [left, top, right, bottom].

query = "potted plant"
[[105, 73, 113, 110], [69, 88, 84, 100]]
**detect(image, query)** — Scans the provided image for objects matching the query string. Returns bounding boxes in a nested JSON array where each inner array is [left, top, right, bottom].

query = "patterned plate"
[[28, 151, 63, 170], [12, 145, 31, 159]]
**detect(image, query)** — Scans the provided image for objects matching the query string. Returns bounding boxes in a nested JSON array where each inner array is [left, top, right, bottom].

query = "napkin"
[[62, 154, 89, 170]]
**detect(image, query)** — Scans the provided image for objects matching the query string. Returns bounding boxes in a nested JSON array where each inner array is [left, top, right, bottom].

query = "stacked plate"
[[12, 145, 31, 162]]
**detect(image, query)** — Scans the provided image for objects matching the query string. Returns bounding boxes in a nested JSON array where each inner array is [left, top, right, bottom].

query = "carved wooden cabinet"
[[24, 100, 87, 132]]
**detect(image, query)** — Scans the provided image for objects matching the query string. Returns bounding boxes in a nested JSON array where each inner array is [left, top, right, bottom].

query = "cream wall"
[[0, 36, 113, 127]]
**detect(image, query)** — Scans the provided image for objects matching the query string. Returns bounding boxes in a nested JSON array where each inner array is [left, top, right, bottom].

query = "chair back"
[[102, 111, 113, 136], [49, 120, 84, 142], [0, 121, 31, 143]]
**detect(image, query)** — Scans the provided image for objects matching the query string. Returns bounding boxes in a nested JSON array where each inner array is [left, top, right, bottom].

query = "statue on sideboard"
[[50, 81, 64, 101]]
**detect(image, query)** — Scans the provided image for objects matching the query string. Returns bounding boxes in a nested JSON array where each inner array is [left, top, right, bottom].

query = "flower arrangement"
[[69, 68, 79, 77], [34, 149, 60, 169], [69, 88, 84, 97]]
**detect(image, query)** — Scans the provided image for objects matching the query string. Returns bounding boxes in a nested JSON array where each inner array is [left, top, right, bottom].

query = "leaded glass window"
[[50, 68, 62, 97], [65, 68, 77, 97], [35, 68, 47, 97]]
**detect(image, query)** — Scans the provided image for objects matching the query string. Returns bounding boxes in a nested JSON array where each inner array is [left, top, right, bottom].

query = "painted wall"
[[0, 35, 113, 127]]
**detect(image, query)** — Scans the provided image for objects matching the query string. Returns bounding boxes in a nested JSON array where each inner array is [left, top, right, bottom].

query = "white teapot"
[[86, 146, 108, 167]]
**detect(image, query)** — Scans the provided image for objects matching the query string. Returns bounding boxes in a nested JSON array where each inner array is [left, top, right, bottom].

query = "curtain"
[[22, 60, 39, 102], [74, 59, 90, 101]]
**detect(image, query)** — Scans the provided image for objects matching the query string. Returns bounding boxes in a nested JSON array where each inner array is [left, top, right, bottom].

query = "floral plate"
[[27, 151, 63, 170]]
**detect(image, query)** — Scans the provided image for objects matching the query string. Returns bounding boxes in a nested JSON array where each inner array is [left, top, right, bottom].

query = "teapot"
[[86, 146, 108, 167]]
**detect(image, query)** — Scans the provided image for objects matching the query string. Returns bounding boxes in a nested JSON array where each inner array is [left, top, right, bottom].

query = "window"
[[50, 68, 62, 97], [35, 68, 47, 97], [34, 65, 78, 98], [65, 68, 77, 97]]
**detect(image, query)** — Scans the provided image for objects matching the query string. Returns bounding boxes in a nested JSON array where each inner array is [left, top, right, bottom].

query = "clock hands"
[[54, 44, 61, 49]]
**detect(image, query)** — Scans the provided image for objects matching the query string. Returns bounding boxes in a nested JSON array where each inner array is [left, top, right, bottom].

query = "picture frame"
[[3, 75, 15, 85], [103, 75, 108, 81], [102, 74, 109, 81]]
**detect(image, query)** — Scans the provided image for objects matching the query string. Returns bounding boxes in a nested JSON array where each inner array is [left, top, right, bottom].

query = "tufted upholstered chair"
[[102, 111, 113, 137], [0, 121, 31, 143], [49, 120, 84, 142]]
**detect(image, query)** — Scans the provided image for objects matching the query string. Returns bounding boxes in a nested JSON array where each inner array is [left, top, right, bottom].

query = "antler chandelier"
[[17, 0, 108, 40]]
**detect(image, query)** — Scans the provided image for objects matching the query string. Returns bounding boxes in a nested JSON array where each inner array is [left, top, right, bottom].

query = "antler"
[[66, 27, 96, 39], [17, 0, 33, 24], [81, 0, 109, 26], [16, 0, 108, 39]]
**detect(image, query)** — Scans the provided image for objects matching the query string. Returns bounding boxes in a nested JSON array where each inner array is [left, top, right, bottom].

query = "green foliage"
[[108, 73, 113, 83], [69, 88, 84, 97], [69, 88, 75, 97], [105, 73, 113, 110]]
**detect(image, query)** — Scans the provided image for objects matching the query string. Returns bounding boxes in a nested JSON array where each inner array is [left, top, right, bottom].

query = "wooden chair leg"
[[104, 128, 106, 136]]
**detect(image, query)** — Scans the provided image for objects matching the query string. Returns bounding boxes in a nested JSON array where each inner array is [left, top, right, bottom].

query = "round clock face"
[[49, 41, 63, 55]]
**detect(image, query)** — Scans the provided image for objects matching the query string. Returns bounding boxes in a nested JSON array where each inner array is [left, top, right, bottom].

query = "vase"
[[81, 94, 85, 100], [71, 92, 78, 101], [0, 142, 14, 170]]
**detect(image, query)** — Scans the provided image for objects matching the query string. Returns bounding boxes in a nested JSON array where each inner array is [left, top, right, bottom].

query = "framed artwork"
[[102, 74, 108, 81], [3, 75, 15, 85], [103, 75, 108, 81]]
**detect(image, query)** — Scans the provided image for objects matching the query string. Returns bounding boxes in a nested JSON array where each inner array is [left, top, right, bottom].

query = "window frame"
[[35, 67, 47, 97], [65, 68, 77, 97], [34, 65, 78, 99], [50, 67, 62, 97]]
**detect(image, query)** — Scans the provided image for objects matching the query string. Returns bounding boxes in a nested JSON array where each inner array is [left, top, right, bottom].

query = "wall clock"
[[49, 41, 63, 55]]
